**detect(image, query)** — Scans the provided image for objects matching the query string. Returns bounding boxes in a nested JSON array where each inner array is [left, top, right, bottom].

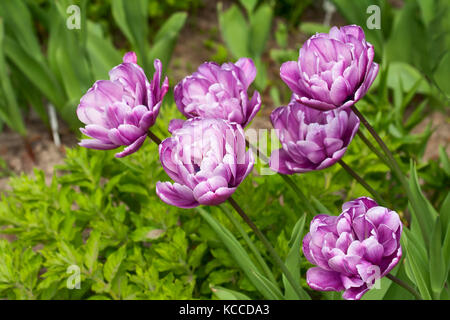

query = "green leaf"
[[239, 0, 258, 14], [429, 217, 446, 296], [283, 214, 310, 300], [299, 22, 331, 35], [86, 22, 122, 80], [402, 230, 432, 299], [249, 3, 273, 57], [387, 62, 430, 94], [433, 51, 450, 97], [148, 12, 187, 73], [0, 20, 26, 135], [84, 231, 100, 273], [439, 147, 450, 177], [440, 191, 450, 235], [218, 4, 249, 59], [197, 207, 282, 300], [252, 269, 284, 300], [103, 246, 126, 283], [131, 227, 165, 242], [211, 285, 251, 300], [408, 161, 439, 245]]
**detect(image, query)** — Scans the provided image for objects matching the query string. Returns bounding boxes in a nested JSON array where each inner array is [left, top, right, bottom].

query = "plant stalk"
[[227, 196, 305, 299], [351, 106, 408, 191], [246, 140, 316, 216], [147, 130, 162, 145], [338, 159, 387, 206], [386, 274, 422, 300]]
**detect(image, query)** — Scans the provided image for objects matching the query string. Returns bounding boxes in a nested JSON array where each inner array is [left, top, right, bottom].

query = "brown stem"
[[386, 274, 422, 300], [147, 130, 162, 145], [338, 159, 387, 206]]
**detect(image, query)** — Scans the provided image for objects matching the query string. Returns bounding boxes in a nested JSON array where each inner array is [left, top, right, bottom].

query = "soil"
[[0, 0, 448, 193]]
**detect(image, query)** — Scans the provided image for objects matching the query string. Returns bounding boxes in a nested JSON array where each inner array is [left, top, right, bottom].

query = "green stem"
[[351, 106, 409, 192], [219, 204, 277, 285], [356, 130, 390, 166], [351, 106, 426, 240], [227, 197, 305, 299], [338, 159, 387, 206], [246, 140, 316, 216], [386, 274, 422, 300]]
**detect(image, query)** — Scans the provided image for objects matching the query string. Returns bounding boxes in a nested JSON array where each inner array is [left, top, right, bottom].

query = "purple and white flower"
[[156, 118, 254, 208], [280, 25, 379, 111], [77, 52, 169, 157], [174, 58, 261, 127], [269, 99, 359, 174], [302, 197, 402, 300]]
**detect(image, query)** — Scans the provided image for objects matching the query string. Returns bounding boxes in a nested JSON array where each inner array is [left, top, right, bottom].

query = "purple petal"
[[306, 267, 345, 291]]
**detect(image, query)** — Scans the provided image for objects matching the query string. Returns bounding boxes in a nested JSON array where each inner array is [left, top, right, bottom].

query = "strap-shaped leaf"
[[283, 214, 310, 300], [197, 207, 282, 300], [217, 3, 250, 59], [402, 230, 432, 299], [429, 217, 446, 296]]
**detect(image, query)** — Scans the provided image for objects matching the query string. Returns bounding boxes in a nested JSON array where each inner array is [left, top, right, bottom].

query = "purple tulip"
[[280, 25, 379, 111], [302, 197, 402, 300], [269, 99, 359, 174], [77, 52, 169, 158], [174, 58, 261, 127], [156, 118, 254, 208]]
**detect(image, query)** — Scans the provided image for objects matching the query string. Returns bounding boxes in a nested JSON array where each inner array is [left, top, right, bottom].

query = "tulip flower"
[[280, 25, 379, 111], [302, 197, 402, 300], [77, 52, 169, 157], [269, 99, 359, 174], [156, 118, 254, 208], [174, 58, 261, 127]]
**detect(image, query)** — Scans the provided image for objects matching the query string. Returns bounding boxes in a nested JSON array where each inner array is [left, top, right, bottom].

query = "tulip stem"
[[351, 106, 427, 241], [147, 130, 162, 145], [246, 140, 316, 217], [337, 159, 387, 206], [227, 196, 306, 300], [351, 106, 408, 192], [386, 274, 422, 300], [356, 130, 390, 166]]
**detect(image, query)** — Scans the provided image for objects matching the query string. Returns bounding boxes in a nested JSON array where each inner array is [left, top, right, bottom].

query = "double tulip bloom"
[[280, 25, 378, 111], [156, 118, 254, 208], [269, 99, 359, 174], [77, 52, 169, 157], [302, 197, 402, 300], [174, 58, 261, 127]]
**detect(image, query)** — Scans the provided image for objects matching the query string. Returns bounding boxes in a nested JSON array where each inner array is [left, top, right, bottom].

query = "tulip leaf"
[[408, 161, 438, 246], [249, 3, 273, 57], [0, 0, 43, 62], [219, 204, 276, 285], [252, 269, 284, 300], [433, 52, 450, 96], [239, 0, 258, 14], [429, 217, 446, 296], [218, 3, 250, 59], [86, 22, 122, 80], [3, 36, 66, 114], [402, 230, 432, 300], [197, 207, 283, 300], [0, 21, 26, 136], [283, 214, 310, 300], [211, 286, 251, 300], [112, 0, 150, 71], [148, 12, 187, 73]]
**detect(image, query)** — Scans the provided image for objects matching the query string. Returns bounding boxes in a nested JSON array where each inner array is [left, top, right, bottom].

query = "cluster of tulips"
[[76, 25, 406, 300]]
